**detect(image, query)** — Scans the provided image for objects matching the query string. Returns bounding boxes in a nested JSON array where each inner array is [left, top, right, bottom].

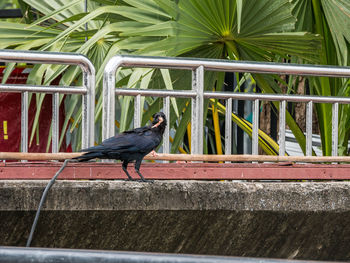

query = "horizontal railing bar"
[[0, 246, 333, 263], [1, 152, 350, 163], [0, 84, 87, 94], [0, 49, 94, 75], [115, 88, 196, 98], [204, 92, 350, 104], [108, 55, 350, 78], [113, 88, 350, 104]]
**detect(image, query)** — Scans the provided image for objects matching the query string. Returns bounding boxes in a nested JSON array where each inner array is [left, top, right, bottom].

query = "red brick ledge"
[[0, 161, 350, 180]]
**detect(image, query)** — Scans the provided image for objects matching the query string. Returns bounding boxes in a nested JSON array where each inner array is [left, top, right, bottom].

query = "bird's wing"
[[123, 126, 150, 134], [80, 124, 162, 155], [102, 130, 161, 154], [80, 126, 151, 152]]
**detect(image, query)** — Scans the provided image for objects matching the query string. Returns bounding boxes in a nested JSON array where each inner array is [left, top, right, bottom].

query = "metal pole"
[[252, 99, 259, 155], [82, 60, 95, 149], [20, 92, 28, 153], [103, 55, 350, 77], [0, 84, 87, 94], [0, 246, 336, 263], [306, 101, 313, 156], [225, 98, 232, 156], [204, 91, 350, 104], [163, 96, 170, 154], [191, 65, 204, 154], [114, 88, 196, 98], [278, 100, 286, 156], [111, 88, 350, 104], [134, 94, 141, 128], [332, 102, 339, 157], [52, 92, 59, 153], [103, 60, 119, 141]]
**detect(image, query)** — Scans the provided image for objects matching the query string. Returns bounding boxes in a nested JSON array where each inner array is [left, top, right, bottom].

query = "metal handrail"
[[114, 88, 350, 104], [103, 55, 350, 157], [0, 49, 95, 153], [0, 246, 338, 263]]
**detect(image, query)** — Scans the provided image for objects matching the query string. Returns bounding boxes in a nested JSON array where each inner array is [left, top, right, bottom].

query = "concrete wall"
[[0, 180, 349, 260]]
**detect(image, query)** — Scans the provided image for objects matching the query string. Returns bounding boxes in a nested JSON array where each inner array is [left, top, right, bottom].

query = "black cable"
[[26, 159, 69, 247]]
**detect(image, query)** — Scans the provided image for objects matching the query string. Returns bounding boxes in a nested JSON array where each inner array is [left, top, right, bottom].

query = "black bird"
[[75, 112, 167, 182]]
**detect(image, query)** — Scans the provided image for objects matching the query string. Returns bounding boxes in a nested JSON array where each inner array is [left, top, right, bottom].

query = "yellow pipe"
[[187, 122, 191, 152], [212, 104, 223, 158]]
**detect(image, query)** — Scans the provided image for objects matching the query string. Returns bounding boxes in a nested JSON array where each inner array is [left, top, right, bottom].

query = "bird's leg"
[[134, 159, 153, 183], [122, 161, 133, 181]]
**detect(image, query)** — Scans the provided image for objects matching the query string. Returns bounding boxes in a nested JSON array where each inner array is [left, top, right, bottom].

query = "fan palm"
[[2, 0, 345, 156], [291, 0, 350, 155]]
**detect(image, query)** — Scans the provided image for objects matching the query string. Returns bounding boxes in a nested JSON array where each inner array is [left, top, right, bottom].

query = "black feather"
[[74, 112, 167, 182]]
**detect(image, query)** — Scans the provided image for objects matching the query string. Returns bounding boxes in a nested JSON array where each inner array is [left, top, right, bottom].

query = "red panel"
[[1, 162, 350, 180], [0, 67, 67, 152]]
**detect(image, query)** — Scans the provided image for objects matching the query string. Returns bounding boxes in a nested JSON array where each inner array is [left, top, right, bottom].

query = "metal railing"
[[0, 49, 95, 152], [0, 246, 338, 263], [103, 55, 350, 156]]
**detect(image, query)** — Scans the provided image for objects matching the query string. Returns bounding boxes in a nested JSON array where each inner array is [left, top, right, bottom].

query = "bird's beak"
[[152, 116, 164, 128]]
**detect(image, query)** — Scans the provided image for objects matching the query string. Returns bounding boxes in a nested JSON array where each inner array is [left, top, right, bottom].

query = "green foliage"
[[292, 0, 350, 155], [0, 0, 348, 155]]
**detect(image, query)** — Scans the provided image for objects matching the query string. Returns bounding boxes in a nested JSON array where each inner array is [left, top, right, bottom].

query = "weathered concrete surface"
[[0, 180, 350, 261]]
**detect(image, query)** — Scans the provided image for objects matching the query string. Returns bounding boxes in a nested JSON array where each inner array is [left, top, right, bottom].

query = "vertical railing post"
[[191, 66, 204, 155], [82, 67, 95, 148], [52, 92, 59, 153], [252, 99, 259, 155], [306, 101, 313, 156], [278, 100, 286, 156], [225, 98, 232, 157], [103, 68, 116, 141], [163, 96, 170, 157], [332, 102, 339, 157], [21, 92, 28, 153], [134, 94, 141, 128]]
